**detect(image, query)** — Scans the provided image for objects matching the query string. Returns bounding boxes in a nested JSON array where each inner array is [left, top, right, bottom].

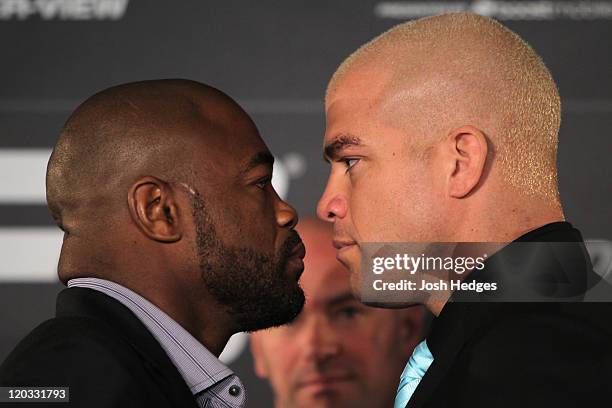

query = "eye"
[[255, 176, 272, 189], [337, 306, 360, 320], [341, 158, 360, 173]]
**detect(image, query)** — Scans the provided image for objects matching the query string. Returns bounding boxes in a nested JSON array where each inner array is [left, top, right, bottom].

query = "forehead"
[[324, 64, 397, 145], [187, 102, 271, 174], [301, 262, 353, 309], [208, 100, 267, 152], [327, 67, 387, 117]]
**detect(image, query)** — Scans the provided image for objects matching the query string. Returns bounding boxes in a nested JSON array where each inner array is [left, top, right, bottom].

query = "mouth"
[[289, 241, 306, 260], [332, 239, 358, 271], [286, 241, 306, 280], [332, 239, 357, 251], [297, 374, 355, 392]]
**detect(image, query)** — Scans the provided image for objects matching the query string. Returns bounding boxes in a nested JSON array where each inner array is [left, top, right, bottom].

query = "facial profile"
[[46, 79, 306, 335], [190, 187, 305, 331], [172, 87, 307, 333], [318, 70, 444, 297], [317, 13, 563, 307], [251, 219, 422, 408]]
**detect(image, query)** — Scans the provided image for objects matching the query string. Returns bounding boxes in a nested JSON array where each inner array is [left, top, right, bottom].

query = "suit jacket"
[[0, 287, 198, 408], [408, 222, 612, 407]]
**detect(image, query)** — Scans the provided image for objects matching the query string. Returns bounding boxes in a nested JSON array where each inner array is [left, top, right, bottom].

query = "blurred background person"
[[251, 218, 424, 408]]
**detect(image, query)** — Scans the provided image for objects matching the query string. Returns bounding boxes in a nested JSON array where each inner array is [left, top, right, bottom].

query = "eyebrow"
[[323, 134, 362, 163], [325, 291, 358, 308], [242, 151, 275, 174]]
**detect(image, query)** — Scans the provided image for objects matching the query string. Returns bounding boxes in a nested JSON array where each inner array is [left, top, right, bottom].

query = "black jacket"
[[0, 287, 198, 408], [408, 222, 612, 407]]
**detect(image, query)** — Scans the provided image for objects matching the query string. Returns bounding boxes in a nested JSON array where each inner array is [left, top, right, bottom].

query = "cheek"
[[262, 339, 300, 390], [214, 196, 278, 252], [349, 161, 426, 241], [343, 316, 400, 364], [357, 158, 444, 242], [343, 316, 407, 383], [397, 164, 448, 240]]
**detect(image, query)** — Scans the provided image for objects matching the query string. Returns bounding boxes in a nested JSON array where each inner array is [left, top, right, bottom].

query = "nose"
[[316, 180, 348, 222], [274, 190, 298, 229], [302, 317, 341, 364]]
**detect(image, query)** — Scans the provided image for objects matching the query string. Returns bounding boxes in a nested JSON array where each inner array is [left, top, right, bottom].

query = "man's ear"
[[398, 306, 424, 358], [446, 125, 488, 198], [249, 335, 270, 379], [127, 176, 182, 242]]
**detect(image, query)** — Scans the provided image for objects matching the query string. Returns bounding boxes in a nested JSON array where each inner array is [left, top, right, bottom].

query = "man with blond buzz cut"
[[251, 218, 423, 408], [318, 12, 612, 408]]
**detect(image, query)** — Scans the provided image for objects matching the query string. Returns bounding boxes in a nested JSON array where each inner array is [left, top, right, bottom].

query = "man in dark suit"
[[316, 12, 612, 408], [0, 79, 306, 407]]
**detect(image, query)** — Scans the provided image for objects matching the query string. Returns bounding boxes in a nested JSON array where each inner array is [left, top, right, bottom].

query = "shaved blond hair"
[[327, 12, 561, 203]]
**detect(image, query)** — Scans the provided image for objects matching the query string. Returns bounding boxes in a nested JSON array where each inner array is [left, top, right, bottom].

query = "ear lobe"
[[447, 125, 488, 198], [399, 307, 424, 358], [249, 335, 270, 379], [128, 176, 182, 243]]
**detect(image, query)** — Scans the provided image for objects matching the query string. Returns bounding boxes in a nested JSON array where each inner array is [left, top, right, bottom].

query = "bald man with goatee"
[[0, 79, 306, 407], [317, 12, 612, 408]]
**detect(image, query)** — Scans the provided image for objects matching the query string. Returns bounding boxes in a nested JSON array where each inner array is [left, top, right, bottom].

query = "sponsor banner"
[[0, 0, 129, 21], [375, 1, 612, 20]]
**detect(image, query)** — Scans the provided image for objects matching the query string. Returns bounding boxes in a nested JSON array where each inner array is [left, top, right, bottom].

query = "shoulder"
[[0, 316, 151, 394], [458, 303, 612, 404], [468, 303, 612, 368]]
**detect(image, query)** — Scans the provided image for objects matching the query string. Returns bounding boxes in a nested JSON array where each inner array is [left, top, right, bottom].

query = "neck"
[[454, 191, 565, 242], [118, 275, 236, 357], [423, 202, 565, 316], [139, 284, 235, 356], [426, 298, 451, 317], [62, 253, 235, 356]]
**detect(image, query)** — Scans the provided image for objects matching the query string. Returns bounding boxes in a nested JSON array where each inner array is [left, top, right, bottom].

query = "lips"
[[297, 374, 356, 391], [286, 241, 306, 280], [289, 241, 306, 260], [332, 239, 356, 251]]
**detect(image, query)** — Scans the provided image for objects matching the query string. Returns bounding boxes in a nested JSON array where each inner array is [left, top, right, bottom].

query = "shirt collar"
[[427, 221, 580, 357], [67, 277, 239, 395]]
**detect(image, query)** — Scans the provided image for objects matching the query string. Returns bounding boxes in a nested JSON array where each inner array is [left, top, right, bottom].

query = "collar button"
[[229, 385, 241, 397]]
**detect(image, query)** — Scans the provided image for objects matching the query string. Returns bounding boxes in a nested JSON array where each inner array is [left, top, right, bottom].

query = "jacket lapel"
[[407, 302, 471, 408], [407, 222, 601, 407], [56, 287, 198, 408]]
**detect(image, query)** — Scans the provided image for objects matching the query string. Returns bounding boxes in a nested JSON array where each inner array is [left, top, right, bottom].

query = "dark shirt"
[[409, 222, 612, 408]]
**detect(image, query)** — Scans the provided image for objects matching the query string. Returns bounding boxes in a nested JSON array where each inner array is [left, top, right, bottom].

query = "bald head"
[[46, 79, 268, 284], [47, 79, 248, 231], [327, 12, 561, 203]]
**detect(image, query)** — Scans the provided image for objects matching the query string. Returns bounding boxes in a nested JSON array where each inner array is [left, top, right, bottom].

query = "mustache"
[[292, 365, 358, 387], [278, 230, 303, 260]]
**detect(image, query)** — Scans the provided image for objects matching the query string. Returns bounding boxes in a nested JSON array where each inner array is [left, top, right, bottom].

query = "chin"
[[296, 389, 361, 408]]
